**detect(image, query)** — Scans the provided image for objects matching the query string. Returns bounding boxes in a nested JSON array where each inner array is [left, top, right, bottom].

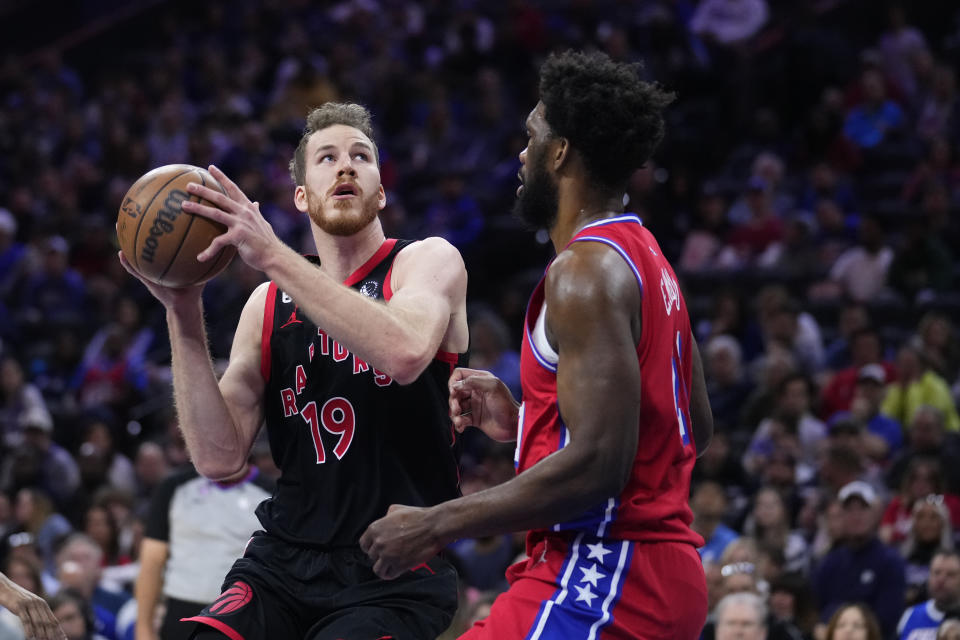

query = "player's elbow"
[[194, 457, 246, 482], [579, 444, 633, 500], [384, 344, 433, 386]]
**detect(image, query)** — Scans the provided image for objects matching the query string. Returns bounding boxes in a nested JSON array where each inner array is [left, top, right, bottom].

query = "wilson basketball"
[[116, 164, 236, 287]]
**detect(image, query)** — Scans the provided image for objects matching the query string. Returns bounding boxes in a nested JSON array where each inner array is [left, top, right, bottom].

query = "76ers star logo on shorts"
[[209, 581, 253, 614]]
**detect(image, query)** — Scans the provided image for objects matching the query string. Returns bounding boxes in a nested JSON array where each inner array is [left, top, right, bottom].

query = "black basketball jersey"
[[257, 239, 466, 548]]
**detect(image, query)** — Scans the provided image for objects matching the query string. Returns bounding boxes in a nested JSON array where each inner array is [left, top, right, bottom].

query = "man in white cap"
[[814, 480, 906, 638]]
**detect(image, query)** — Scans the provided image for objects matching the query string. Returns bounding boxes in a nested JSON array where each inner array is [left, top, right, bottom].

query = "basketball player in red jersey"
[[119, 103, 469, 639], [362, 51, 712, 639]]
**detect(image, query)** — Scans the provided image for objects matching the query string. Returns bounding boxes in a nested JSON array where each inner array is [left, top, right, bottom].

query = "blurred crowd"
[[1, 0, 960, 638]]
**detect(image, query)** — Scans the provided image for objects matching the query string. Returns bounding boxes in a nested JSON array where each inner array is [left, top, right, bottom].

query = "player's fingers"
[[18, 604, 38, 639], [373, 559, 395, 580], [197, 235, 231, 262], [181, 199, 233, 224], [117, 251, 152, 285], [185, 182, 236, 210], [208, 165, 251, 205], [358, 528, 374, 554], [451, 415, 472, 433]]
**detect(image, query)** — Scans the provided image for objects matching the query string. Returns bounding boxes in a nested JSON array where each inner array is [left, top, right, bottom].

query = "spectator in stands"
[[888, 408, 960, 495], [0, 357, 52, 449], [888, 219, 954, 300], [713, 592, 768, 640], [19, 236, 88, 337], [823, 603, 882, 640], [915, 64, 959, 143], [843, 68, 906, 149], [755, 286, 825, 375], [82, 505, 129, 569], [815, 481, 906, 638], [55, 534, 133, 640], [828, 364, 904, 460], [0, 209, 27, 301], [693, 480, 740, 566], [745, 373, 826, 481], [898, 550, 960, 640], [743, 487, 810, 574], [882, 346, 960, 432], [724, 177, 785, 266], [705, 335, 753, 433], [48, 588, 101, 640], [1, 413, 80, 514], [679, 182, 730, 272], [882, 457, 960, 546], [939, 619, 960, 640], [690, 0, 769, 48], [914, 312, 960, 382], [818, 215, 894, 303], [901, 496, 955, 604], [820, 328, 893, 420], [132, 443, 169, 507]]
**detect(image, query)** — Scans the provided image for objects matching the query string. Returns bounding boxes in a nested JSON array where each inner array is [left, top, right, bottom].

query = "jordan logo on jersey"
[[660, 268, 680, 316]]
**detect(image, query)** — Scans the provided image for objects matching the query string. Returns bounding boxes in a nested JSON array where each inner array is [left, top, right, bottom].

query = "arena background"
[[1, 1, 960, 638]]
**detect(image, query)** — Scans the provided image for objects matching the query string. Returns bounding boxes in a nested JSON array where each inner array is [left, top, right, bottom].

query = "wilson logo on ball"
[[141, 189, 188, 264], [208, 581, 253, 615]]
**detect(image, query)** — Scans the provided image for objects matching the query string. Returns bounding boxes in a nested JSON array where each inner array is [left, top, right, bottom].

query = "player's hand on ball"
[[182, 165, 281, 272], [0, 579, 67, 640], [117, 249, 203, 310], [449, 368, 519, 442], [360, 505, 443, 580]]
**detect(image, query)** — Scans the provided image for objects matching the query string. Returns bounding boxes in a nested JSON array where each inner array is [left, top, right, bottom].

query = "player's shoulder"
[[396, 236, 464, 267], [393, 237, 467, 290], [547, 240, 639, 306]]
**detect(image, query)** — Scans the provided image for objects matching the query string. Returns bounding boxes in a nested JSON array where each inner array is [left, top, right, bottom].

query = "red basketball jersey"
[[517, 214, 703, 546]]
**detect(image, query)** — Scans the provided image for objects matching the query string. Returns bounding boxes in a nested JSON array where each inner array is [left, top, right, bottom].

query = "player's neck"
[[550, 182, 625, 251], [311, 219, 387, 282]]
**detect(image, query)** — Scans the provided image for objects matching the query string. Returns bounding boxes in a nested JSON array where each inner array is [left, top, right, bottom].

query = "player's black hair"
[[538, 50, 674, 189]]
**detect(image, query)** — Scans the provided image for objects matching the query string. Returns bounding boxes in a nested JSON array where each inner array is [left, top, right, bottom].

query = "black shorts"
[[182, 531, 458, 640]]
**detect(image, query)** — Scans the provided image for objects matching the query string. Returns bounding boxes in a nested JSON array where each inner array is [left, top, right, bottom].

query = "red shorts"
[[461, 533, 707, 640]]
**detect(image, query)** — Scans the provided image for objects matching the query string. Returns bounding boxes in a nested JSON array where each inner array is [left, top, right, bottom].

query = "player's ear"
[[378, 184, 386, 210], [552, 137, 570, 172], [294, 185, 308, 213]]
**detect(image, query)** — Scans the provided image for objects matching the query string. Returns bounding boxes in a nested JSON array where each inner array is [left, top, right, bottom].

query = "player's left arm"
[[362, 242, 640, 578], [689, 337, 713, 457]]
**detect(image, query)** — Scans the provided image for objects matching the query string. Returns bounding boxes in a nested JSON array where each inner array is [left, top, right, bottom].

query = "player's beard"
[[513, 150, 559, 231], [307, 189, 380, 236]]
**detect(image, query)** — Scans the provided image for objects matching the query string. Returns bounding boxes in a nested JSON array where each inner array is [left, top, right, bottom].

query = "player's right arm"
[[119, 251, 265, 480], [168, 283, 266, 479], [134, 538, 169, 640]]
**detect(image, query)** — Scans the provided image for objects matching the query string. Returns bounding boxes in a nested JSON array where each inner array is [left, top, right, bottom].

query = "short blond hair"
[[289, 102, 379, 185]]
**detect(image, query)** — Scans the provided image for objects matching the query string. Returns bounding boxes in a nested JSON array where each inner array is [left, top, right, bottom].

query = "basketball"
[[116, 164, 237, 287]]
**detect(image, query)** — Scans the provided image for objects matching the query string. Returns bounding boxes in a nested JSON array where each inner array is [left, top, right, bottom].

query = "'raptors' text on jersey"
[[258, 239, 466, 547], [517, 214, 703, 546]]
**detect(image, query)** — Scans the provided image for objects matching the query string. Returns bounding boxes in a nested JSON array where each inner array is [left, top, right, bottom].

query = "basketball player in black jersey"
[[119, 103, 469, 640]]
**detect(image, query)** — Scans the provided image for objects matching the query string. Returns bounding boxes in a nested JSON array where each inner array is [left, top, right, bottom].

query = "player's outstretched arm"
[[0, 571, 66, 640], [689, 337, 713, 457], [362, 243, 640, 578], [184, 166, 468, 385], [448, 368, 519, 441]]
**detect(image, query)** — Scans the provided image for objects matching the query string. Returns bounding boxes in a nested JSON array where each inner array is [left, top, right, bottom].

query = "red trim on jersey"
[[261, 282, 278, 382], [181, 616, 246, 640], [343, 238, 398, 286], [384, 261, 396, 300]]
